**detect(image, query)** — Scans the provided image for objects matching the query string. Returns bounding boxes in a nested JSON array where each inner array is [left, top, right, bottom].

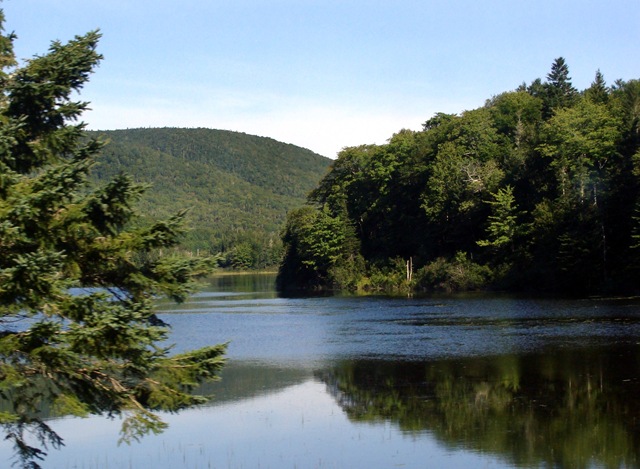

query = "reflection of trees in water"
[[317, 345, 640, 468], [0, 362, 311, 422], [206, 273, 278, 294], [195, 362, 311, 404]]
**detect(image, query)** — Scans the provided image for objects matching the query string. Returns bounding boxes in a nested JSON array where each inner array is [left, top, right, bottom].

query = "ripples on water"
[[3, 274, 640, 468], [157, 287, 640, 364]]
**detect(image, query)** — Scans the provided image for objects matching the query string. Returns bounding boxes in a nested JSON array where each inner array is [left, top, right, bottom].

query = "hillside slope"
[[87, 128, 331, 266]]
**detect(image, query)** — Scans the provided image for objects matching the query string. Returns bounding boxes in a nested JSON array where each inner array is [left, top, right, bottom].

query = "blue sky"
[[3, 0, 639, 158]]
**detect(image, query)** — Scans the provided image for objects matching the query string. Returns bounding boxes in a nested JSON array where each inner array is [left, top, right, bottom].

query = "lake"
[[3, 273, 640, 468]]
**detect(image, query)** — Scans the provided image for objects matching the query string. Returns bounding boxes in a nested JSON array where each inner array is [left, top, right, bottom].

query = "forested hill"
[[278, 59, 640, 295], [87, 128, 332, 267]]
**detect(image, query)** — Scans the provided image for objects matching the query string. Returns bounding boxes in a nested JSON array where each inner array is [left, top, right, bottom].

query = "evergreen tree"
[[0, 12, 225, 468], [585, 69, 609, 105], [543, 57, 578, 116]]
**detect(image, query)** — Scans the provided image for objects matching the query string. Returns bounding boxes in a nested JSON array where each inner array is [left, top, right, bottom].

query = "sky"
[[3, 0, 639, 158]]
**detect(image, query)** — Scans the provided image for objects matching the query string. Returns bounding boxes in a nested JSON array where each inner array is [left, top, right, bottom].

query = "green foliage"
[[542, 56, 579, 116], [276, 202, 366, 291], [415, 252, 493, 293], [477, 185, 520, 250], [539, 99, 622, 204], [0, 13, 226, 468], [585, 69, 609, 105], [87, 128, 331, 268], [362, 258, 413, 293], [279, 58, 640, 295]]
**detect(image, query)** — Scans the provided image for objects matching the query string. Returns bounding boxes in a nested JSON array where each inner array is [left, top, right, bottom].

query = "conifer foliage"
[[0, 11, 225, 468]]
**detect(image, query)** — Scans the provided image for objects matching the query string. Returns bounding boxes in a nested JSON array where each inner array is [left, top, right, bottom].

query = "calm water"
[[3, 273, 640, 468]]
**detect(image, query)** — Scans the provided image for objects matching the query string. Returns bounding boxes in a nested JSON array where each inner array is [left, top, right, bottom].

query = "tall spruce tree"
[[585, 70, 609, 105], [543, 57, 578, 116], [0, 11, 225, 468]]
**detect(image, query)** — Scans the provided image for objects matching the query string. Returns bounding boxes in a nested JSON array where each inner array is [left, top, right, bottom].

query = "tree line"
[[278, 58, 640, 295], [88, 128, 330, 269]]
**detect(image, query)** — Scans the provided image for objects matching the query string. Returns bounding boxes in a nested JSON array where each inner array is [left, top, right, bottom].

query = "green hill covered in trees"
[[87, 128, 331, 268], [278, 59, 640, 295]]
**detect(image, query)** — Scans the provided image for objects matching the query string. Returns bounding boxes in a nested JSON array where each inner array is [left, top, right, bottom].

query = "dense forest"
[[87, 128, 331, 268], [278, 58, 640, 295]]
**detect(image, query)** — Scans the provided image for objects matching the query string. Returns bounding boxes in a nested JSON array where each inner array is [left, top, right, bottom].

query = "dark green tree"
[[0, 12, 225, 468], [420, 109, 504, 256], [585, 70, 609, 105], [612, 79, 640, 156], [543, 57, 578, 116], [278, 58, 639, 294]]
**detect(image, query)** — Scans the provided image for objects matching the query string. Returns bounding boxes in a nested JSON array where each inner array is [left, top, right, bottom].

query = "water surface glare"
[[2, 273, 640, 468]]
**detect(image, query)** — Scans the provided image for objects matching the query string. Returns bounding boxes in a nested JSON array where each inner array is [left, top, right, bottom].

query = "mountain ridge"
[[87, 127, 332, 267]]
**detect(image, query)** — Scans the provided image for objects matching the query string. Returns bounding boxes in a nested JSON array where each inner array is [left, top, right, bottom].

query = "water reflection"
[[318, 345, 640, 468], [207, 272, 280, 296], [3, 273, 640, 468], [196, 361, 312, 404]]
